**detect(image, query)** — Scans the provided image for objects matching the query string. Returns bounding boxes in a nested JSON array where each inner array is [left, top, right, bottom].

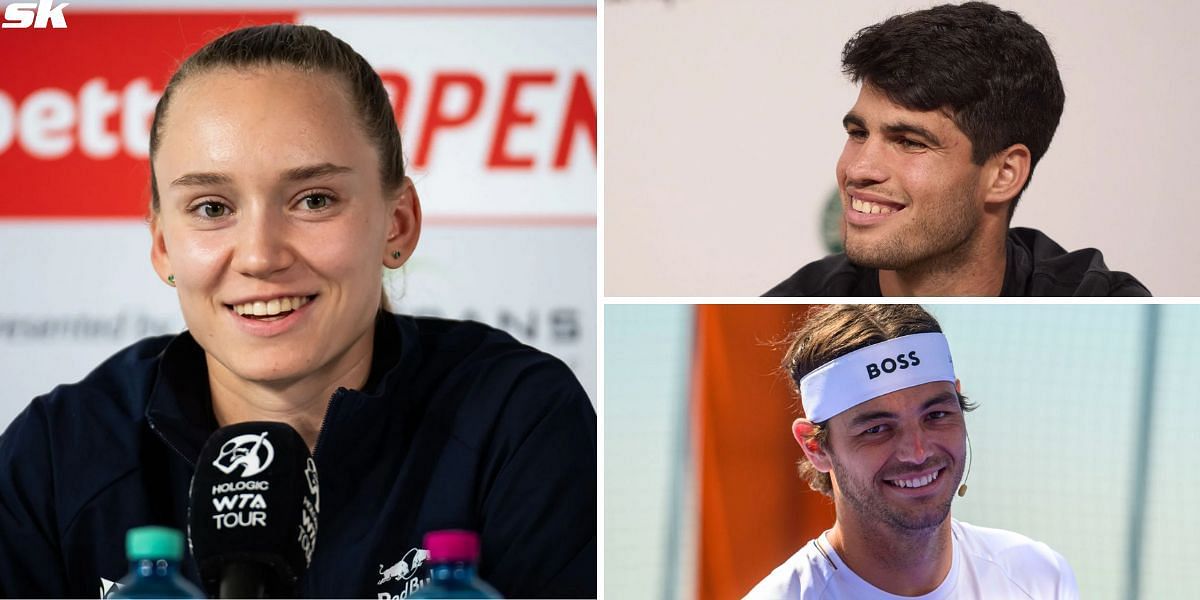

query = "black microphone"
[[188, 422, 320, 598]]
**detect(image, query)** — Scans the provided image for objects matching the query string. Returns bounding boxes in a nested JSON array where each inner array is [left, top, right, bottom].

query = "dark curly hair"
[[842, 2, 1065, 215]]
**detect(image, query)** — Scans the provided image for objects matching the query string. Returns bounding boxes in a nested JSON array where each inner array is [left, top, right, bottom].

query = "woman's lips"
[[230, 294, 315, 317], [226, 294, 317, 337]]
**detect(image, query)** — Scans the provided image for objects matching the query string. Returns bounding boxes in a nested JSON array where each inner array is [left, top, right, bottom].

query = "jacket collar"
[[1000, 230, 1023, 296], [144, 312, 417, 468]]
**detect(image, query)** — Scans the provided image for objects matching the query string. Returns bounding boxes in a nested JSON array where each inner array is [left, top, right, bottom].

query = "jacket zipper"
[[311, 387, 346, 461], [150, 387, 347, 465], [147, 418, 196, 469]]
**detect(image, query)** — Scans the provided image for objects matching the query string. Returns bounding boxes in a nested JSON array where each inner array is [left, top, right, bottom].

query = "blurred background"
[[0, 0, 596, 426], [606, 303, 1200, 599], [605, 0, 1200, 296]]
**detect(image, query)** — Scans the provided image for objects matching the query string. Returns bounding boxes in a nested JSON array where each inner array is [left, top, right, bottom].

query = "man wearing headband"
[[746, 304, 1077, 599]]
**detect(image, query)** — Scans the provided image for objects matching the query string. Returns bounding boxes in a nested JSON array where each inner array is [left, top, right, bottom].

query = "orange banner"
[[693, 304, 836, 599]]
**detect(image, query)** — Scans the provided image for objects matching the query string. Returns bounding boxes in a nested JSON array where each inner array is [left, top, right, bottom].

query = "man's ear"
[[955, 378, 963, 395], [793, 418, 832, 473], [383, 176, 422, 268], [982, 143, 1031, 208], [149, 215, 173, 286]]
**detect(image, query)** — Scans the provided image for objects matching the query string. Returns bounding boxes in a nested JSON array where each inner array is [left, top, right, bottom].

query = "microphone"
[[957, 433, 973, 498], [188, 422, 320, 598]]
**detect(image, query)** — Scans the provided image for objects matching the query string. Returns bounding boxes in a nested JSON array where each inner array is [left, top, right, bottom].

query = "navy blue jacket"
[[765, 227, 1151, 297], [0, 313, 597, 598]]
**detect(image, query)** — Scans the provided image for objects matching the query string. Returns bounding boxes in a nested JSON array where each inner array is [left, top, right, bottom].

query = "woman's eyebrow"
[[170, 171, 232, 188], [282, 163, 354, 182], [169, 164, 353, 189]]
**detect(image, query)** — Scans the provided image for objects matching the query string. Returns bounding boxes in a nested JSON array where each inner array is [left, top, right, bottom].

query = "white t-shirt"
[[744, 519, 1078, 599]]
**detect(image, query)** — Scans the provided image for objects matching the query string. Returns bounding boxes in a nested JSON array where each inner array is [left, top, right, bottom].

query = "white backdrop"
[[0, 0, 596, 428], [605, 0, 1200, 296]]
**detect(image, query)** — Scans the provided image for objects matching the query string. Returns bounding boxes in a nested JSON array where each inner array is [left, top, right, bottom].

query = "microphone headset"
[[957, 433, 972, 498]]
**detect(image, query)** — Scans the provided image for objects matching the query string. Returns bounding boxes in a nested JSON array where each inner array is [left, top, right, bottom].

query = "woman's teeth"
[[889, 469, 939, 489], [852, 198, 898, 215], [233, 295, 311, 317]]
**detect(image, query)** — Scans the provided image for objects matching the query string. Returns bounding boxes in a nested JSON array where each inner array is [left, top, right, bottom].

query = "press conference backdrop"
[[0, 0, 597, 427], [605, 304, 1200, 600], [605, 0, 1200, 296]]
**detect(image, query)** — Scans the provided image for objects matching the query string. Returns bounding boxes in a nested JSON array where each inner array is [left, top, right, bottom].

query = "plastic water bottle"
[[408, 530, 503, 599], [106, 526, 206, 599]]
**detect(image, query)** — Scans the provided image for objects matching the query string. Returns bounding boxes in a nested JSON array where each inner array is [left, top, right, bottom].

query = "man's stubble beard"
[[842, 183, 981, 272], [831, 454, 966, 534]]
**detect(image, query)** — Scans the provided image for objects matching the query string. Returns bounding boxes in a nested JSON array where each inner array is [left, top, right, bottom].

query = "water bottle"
[[106, 526, 206, 599], [408, 530, 503, 599]]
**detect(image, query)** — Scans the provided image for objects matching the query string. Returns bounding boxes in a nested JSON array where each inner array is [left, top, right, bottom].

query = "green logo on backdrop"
[[820, 188, 843, 254]]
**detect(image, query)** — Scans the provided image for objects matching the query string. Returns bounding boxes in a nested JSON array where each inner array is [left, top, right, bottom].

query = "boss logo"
[[866, 351, 921, 379]]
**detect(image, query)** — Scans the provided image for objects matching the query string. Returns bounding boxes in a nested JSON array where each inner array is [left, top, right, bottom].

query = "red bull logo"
[[378, 547, 430, 585]]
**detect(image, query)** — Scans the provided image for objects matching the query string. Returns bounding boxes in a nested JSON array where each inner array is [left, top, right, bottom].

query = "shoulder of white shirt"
[[744, 520, 1075, 599], [952, 519, 1076, 591], [743, 535, 837, 600]]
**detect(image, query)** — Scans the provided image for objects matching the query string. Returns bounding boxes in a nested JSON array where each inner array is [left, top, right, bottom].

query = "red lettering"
[[378, 71, 410, 130], [553, 73, 596, 169], [487, 72, 555, 169], [415, 72, 484, 168]]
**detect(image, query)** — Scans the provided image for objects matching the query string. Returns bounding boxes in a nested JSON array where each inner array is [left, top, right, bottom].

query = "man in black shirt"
[[766, 2, 1149, 297]]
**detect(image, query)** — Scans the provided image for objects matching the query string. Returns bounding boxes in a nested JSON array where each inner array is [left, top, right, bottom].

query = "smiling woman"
[[149, 61, 417, 437], [0, 24, 596, 599]]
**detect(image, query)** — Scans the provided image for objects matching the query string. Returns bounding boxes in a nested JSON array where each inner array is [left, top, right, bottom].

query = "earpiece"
[[957, 433, 973, 498]]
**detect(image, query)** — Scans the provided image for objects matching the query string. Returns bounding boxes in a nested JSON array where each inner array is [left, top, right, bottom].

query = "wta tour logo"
[[213, 432, 275, 478]]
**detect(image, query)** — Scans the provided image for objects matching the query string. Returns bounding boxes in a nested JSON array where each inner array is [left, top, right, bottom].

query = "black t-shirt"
[[764, 227, 1151, 297]]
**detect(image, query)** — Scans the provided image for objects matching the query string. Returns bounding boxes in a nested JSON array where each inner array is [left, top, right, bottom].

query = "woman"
[[0, 24, 596, 598]]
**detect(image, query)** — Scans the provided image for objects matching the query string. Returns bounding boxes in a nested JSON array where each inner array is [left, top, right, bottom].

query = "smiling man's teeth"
[[889, 469, 939, 489], [851, 198, 898, 215], [233, 295, 310, 317]]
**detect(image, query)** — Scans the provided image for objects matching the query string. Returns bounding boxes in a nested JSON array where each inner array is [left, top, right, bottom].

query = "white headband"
[[799, 332, 956, 423]]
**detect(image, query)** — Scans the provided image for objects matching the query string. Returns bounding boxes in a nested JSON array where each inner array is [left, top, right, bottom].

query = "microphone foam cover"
[[188, 421, 320, 597]]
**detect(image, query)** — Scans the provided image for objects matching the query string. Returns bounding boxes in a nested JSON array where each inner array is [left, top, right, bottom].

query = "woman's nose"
[[231, 207, 294, 279]]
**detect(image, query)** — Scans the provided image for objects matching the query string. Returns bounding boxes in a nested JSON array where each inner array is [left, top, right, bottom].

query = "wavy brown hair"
[[782, 304, 974, 496]]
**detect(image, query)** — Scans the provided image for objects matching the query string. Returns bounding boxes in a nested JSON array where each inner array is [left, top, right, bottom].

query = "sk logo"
[[2, 0, 70, 29], [213, 432, 275, 478]]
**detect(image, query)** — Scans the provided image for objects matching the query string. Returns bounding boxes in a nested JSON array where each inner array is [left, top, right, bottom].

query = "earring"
[[391, 251, 402, 260], [167, 274, 176, 287]]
